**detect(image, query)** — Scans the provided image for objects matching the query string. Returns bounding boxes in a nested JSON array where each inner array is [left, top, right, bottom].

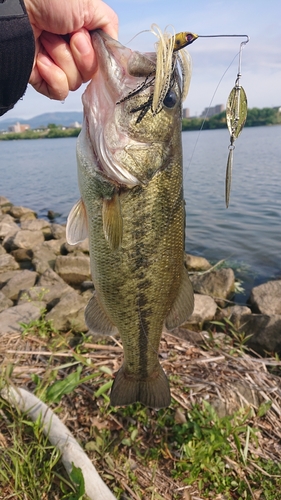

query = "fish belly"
[[83, 155, 184, 408]]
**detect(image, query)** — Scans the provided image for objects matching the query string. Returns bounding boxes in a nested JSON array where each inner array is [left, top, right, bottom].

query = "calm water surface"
[[1, 126, 280, 302]]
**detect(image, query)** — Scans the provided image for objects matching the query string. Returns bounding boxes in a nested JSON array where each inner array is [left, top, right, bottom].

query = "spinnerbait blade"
[[226, 85, 248, 141], [225, 85, 247, 207]]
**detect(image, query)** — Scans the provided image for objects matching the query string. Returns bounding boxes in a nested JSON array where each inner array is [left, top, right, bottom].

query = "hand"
[[24, 0, 118, 100]]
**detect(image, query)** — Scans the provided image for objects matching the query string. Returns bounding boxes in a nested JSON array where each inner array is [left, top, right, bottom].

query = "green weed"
[[0, 394, 88, 500]]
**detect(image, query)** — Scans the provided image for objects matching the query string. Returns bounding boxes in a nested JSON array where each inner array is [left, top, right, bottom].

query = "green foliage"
[[0, 395, 87, 500], [182, 106, 281, 131], [20, 308, 57, 339], [0, 126, 81, 140], [62, 464, 86, 500], [2, 316, 281, 499], [45, 365, 83, 403]]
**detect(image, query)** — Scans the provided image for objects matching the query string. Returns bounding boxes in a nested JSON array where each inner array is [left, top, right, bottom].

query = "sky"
[[1, 0, 281, 121]]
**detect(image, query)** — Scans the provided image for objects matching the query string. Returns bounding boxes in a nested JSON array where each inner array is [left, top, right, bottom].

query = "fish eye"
[[163, 89, 177, 108]]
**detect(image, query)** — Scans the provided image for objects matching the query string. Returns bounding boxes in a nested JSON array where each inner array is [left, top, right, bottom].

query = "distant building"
[[69, 121, 82, 128], [8, 122, 30, 133], [182, 108, 190, 118], [200, 104, 225, 118]]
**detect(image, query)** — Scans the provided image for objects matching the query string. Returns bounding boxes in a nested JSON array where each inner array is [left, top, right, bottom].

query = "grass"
[[0, 392, 87, 499], [1, 315, 281, 499]]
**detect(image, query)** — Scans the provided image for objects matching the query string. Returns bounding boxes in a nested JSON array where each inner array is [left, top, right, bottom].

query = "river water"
[[1, 125, 280, 302]]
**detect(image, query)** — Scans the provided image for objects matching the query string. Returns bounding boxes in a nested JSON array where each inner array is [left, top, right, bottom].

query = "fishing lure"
[[174, 32, 249, 207], [225, 37, 249, 207], [118, 26, 195, 122]]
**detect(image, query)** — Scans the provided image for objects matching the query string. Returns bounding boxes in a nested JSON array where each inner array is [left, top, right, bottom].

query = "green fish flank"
[[66, 30, 194, 408]]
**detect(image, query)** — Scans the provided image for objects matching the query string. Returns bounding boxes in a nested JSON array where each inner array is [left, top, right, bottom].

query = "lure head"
[[174, 32, 198, 51]]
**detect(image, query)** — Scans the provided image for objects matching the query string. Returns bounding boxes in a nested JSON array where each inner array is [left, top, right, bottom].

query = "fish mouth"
[[89, 30, 156, 102], [80, 30, 159, 187]]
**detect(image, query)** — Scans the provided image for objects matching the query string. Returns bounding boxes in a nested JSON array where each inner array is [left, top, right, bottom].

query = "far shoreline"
[[1, 106, 280, 140]]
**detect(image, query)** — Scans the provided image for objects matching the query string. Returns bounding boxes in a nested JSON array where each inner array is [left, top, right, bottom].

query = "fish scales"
[[66, 30, 194, 408]]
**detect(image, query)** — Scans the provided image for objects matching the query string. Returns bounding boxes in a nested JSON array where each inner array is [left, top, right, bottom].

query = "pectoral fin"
[[85, 292, 118, 336], [66, 198, 88, 244], [102, 193, 123, 251], [165, 267, 194, 330]]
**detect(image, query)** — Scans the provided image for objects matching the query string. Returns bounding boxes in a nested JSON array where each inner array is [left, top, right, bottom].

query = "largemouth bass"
[[66, 29, 194, 408]]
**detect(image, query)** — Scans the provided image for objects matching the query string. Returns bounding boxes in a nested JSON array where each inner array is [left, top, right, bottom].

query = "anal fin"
[[165, 267, 194, 330], [102, 193, 123, 251], [85, 292, 118, 336]]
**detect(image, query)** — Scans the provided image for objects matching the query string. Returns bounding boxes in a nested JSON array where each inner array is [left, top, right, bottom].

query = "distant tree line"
[[182, 107, 281, 131], [1, 107, 280, 140], [0, 124, 81, 141]]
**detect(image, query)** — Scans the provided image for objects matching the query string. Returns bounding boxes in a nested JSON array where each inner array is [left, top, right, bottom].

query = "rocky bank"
[[0, 196, 281, 356]]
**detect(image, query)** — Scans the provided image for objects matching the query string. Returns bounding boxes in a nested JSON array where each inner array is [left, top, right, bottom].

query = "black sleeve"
[[0, 0, 35, 116]]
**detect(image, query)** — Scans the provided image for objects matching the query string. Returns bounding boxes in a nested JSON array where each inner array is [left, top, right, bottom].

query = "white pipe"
[[1, 386, 117, 500]]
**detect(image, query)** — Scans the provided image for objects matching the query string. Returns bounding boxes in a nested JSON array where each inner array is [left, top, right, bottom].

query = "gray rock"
[[0, 196, 11, 208], [185, 253, 211, 272], [81, 289, 94, 302], [240, 314, 281, 355], [2, 228, 20, 251], [185, 293, 217, 325], [11, 248, 33, 263], [216, 305, 252, 327], [0, 253, 20, 272], [0, 270, 21, 288], [55, 255, 91, 285], [8, 205, 37, 221], [0, 215, 19, 238], [0, 291, 13, 313], [7, 229, 44, 251], [0, 302, 43, 334], [18, 282, 72, 308], [1, 270, 38, 300], [171, 326, 205, 344], [32, 243, 56, 274], [249, 280, 281, 315], [19, 211, 37, 222], [51, 223, 66, 240], [80, 280, 95, 291], [42, 238, 66, 255], [0, 213, 14, 223], [63, 238, 89, 254], [37, 268, 67, 287], [0, 246, 6, 256], [0, 205, 13, 215], [190, 268, 235, 306], [21, 218, 52, 238], [45, 291, 88, 332]]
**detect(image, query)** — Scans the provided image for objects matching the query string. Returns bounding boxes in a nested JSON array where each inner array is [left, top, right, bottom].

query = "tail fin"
[[110, 364, 171, 409]]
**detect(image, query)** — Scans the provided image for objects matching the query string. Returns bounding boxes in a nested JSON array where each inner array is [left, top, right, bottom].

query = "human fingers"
[[84, 0, 118, 40], [70, 29, 97, 83], [29, 53, 70, 100], [40, 31, 83, 91]]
